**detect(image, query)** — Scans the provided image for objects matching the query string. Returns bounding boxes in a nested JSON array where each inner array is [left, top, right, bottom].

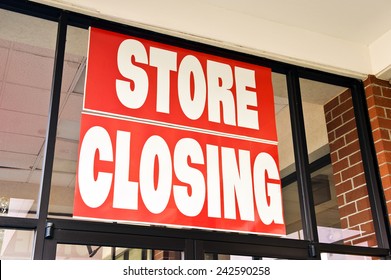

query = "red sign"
[[74, 27, 285, 235]]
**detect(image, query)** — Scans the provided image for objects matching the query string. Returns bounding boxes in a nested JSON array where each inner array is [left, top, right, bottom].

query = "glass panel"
[[300, 78, 377, 247], [320, 252, 378, 260], [49, 25, 88, 217], [204, 253, 252, 260], [48, 28, 302, 243], [56, 244, 183, 260], [0, 9, 57, 217], [273, 73, 302, 239], [204, 253, 285, 260], [0, 228, 34, 259]]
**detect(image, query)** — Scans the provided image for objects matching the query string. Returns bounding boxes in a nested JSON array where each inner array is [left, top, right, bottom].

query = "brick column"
[[324, 89, 377, 246], [364, 75, 391, 223]]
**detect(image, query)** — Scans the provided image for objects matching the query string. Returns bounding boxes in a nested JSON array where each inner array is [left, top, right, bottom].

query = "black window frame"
[[0, 0, 389, 260]]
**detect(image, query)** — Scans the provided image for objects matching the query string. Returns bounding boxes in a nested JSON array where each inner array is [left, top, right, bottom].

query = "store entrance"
[[41, 219, 311, 260]]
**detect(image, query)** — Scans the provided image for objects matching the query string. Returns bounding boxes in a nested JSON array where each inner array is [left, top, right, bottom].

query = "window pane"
[[321, 252, 378, 260], [56, 244, 183, 260], [48, 29, 301, 241], [0, 228, 34, 259], [300, 78, 377, 247], [273, 73, 302, 239], [0, 9, 57, 218], [48, 25, 88, 217]]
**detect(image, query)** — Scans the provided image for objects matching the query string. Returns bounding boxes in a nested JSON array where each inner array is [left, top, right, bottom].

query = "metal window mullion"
[[33, 12, 68, 260], [286, 70, 319, 252], [351, 80, 391, 252]]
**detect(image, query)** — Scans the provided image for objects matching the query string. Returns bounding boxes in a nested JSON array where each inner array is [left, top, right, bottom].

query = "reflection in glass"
[[49, 25, 88, 217], [300, 78, 377, 247], [320, 252, 376, 260], [0, 229, 34, 259], [273, 73, 303, 240], [56, 244, 183, 260], [0, 9, 57, 217]]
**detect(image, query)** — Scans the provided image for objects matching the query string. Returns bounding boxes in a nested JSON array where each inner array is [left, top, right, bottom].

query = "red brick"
[[374, 95, 391, 108], [386, 108, 391, 119], [337, 194, 345, 206], [366, 95, 376, 109], [360, 221, 375, 234], [371, 86, 382, 97], [365, 76, 391, 88], [339, 90, 352, 103], [352, 173, 366, 187], [332, 99, 354, 118], [363, 75, 374, 88], [324, 97, 340, 113], [345, 129, 358, 144], [329, 137, 345, 154], [382, 87, 391, 99], [333, 172, 342, 185], [372, 128, 390, 142], [340, 217, 348, 228], [335, 119, 356, 139], [349, 151, 362, 166], [368, 106, 384, 121], [384, 187, 391, 201], [341, 163, 364, 181], [379, 163, 391, 177], [377, 117, 391, 130], [328, 131, 336, 142], [370, 117, 381, 131], [375, 139, 391, 152], [333, 157, 349, 173], [339, 202, 357, 217], [348, 209, 373, 227], [386, 201, 391, 217], [325, 111, 332, 123], [331, 151, 338, 163], [335, 179, 353, 195], [376, 151, 391, 165], [357, 197, 371, 211], [326, 116, 343, 132], [338, 140, 360, 159], [345, 186, 369, 202], [342, 108, 355, 123], [381, 176, 391, 190], [351, 234, 377, 247]]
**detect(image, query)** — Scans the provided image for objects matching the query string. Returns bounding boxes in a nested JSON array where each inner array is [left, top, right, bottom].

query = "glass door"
[[41, 219, 192, 260]]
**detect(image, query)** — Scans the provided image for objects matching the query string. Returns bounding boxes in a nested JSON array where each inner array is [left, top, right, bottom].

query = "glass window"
[[0, 9, 57, 218], [0, 228, 34, 259], [273, 73, 303, 239], [48, 28, 303, 242], [56, 244, 183, 260], [49, 25, 88, 217], [300, 78, 378, 247], [320, 252, 377, 260]]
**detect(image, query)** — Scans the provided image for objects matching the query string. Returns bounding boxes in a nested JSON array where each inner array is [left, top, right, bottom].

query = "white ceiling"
[[199, 0, 391, 45], [35, 0, 391, 79]]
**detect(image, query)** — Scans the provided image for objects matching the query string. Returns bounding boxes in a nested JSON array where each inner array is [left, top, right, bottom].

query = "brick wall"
[[364, 75, 391, 223], [324, 89, 377, 246]]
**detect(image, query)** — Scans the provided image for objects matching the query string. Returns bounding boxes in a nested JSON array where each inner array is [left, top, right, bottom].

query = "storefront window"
[[300, 78, 377, 247], [0, 9, 57, 218], [56, 244, 183, 260], [48, 29, 303, 241], [0, 228, 34, 259], [49, 25, 88, 218]]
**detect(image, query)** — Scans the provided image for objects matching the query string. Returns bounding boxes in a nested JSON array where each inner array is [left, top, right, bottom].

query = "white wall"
[[32, 0, 390, 80]]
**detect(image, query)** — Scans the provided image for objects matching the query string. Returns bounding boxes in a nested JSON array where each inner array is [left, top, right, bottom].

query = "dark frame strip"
[[33, 11, 68, 260]]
